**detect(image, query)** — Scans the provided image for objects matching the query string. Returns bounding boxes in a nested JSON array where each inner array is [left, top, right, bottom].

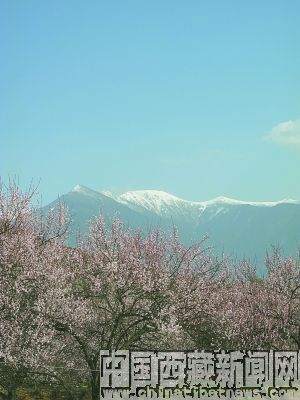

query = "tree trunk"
[[91, 369, 100, 400], [5, 389, 16, 400]]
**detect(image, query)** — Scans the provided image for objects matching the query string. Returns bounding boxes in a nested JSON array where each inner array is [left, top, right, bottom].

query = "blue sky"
[[1, 0, 300, 204]]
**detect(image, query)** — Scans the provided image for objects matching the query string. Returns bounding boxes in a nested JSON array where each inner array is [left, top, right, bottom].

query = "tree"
[[0, 180, 75, 399], [40, 219, 220, 399], [2, 179, 300, 399]]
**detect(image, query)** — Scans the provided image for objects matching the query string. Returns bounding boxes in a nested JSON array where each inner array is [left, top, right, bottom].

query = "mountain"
[[44, 185, 167, 243], [44, 185, 300, 272]]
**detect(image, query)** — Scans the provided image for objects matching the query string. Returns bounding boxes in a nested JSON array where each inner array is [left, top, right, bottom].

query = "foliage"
[[0, 180, 299, 399]]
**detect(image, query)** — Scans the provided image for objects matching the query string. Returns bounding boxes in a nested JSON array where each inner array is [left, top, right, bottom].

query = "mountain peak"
[[72, 184, 89, 192], [70, 185, 299, 212], [120, 189, 184, 202], [43, 185, 300, 267], [118, 190, 190, 215], [71, 184, 104, 198]]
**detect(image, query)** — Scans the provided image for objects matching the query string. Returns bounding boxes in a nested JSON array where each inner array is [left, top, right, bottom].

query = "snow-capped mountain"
[[44, 185, 300, 272], [101, 188, 298, 223], [116, 189, 298, 216], [117, 190, 205, 220]]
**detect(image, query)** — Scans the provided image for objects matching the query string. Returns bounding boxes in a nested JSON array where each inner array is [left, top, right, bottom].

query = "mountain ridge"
[[44, 184, 300, 272], [72, 184, 299, 211]]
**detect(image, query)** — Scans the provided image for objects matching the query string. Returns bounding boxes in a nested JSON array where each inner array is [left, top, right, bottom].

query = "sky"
[[1, 0, 300, 205]]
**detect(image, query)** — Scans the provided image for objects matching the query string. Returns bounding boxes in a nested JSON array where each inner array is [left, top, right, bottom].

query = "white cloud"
[[265, 118, 300, 147]]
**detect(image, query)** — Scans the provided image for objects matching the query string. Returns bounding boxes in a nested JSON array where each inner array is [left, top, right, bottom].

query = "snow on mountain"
[[118, 190, 202, 216], [116, 190, 299, 217], [71, 185, 299, 219], [71, 184, 103, 199], [199, 196, 299, 207], [45, 185, 300, 270]]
